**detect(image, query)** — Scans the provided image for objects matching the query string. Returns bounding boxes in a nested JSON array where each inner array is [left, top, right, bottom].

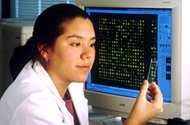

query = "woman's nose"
[[81, 45, 94, 59]]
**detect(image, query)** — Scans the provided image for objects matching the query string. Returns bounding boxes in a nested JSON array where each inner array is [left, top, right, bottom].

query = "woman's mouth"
[[77, 65, 90, 71]]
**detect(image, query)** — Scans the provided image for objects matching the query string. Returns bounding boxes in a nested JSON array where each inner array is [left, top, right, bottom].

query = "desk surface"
[[89, 111, 167, 125]]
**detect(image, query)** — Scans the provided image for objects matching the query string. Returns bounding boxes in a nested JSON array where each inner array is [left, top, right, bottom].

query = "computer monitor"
[[77, 0, 190, 123]]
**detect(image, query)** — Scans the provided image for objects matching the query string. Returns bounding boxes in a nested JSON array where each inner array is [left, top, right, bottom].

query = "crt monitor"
[[77, 0, 190, 123]]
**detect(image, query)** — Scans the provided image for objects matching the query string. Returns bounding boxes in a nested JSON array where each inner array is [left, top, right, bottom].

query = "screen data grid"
[[85, 7, 172, 102]]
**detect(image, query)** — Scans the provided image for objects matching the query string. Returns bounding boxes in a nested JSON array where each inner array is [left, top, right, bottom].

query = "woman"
[[0, 4, 163, 125]]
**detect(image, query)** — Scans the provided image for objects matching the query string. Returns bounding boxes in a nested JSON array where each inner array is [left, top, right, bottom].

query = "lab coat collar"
[[32, 60, 89, 125], [32, 60, 63, 102], [69, 83, 89, 125]]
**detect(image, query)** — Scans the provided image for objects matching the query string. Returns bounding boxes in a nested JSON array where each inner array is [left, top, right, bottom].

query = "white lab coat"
[[0, 60, 89, 125]]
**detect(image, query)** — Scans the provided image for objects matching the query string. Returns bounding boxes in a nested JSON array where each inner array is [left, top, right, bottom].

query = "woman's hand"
[[124, 80, 163, 125]]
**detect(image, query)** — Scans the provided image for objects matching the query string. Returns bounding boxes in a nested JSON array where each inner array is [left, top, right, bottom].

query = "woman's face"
[[45, 17, 96, 84]]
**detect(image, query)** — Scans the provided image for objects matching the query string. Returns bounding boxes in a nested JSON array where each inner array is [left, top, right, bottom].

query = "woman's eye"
[[90, 43, 95, 47], [71, 43, 80, 47]]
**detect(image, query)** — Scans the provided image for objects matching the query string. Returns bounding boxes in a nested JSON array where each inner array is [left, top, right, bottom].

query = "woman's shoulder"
[[1, 60, 59, 111], [0, 82, 65, 125]]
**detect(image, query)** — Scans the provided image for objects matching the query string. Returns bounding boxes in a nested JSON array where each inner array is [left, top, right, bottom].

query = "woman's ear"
[[37, 43, 49, 62]]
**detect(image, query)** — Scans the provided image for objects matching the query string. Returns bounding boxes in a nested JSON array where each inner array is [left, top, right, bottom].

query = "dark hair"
[[9, 4, 94, 80]]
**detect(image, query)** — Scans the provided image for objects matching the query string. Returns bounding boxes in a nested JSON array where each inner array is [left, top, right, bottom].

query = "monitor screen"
[[85, 7, 172, 103]]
